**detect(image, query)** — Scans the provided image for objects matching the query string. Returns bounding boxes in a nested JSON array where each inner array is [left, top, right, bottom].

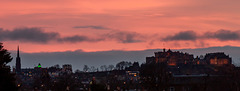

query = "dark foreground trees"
[[51, 73, 80, 91], [140, 62, 171, 91], [0, 43, 18, 90]]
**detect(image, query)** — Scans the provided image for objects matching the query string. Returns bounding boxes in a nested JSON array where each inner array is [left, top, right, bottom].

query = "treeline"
[[81, 61, 135, 72]]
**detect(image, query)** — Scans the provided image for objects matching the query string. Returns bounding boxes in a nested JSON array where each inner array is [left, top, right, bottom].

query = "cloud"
[[162, 29, 240, 42], [0, 27, 103, 43], [204, 29, 240, 41], [104, 31, 144, 43], [162, 30, 197, 41], [73, 25, 109, 30], [58, 35, 104, 43], [73, 25, 147, 43], [7, 27, 240, 45], [0, 27, 145, 44], [0, 27, 59, 43]]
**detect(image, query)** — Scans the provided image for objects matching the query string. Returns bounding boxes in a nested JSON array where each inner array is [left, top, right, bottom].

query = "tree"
[[116, 61, 132, 70], [0, 43, 18, 90], [140, 62, 170, 91], [90, 66, 97, 72], [52, 73, 79, 91], [52, 64, 60, 69], [100, 65, 108, 71], [83, 65, 89, 72], [108, 65, 114, 71], [75, 69, 81, 73], [100, 65, 104, 71], [0, 43, 12, 66]]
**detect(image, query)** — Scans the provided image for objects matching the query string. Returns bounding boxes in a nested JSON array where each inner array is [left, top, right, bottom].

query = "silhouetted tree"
[[52, 64, 60, 69], [100, 65, 105, 71], [83, 65, 89, 72], [90, 66, 97, 72], [90, 77, 107, 91], [52, 73, 79, 91], [100, 65, 107, 71], [140, 62, 170, 91], [75, 69, 81, 73], [108, 65, 114, 71], [116, 61, 132, 70], [0, 43, 18, 90]]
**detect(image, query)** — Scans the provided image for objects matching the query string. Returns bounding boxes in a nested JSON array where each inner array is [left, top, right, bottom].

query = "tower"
[[16, 46, 21, 73]]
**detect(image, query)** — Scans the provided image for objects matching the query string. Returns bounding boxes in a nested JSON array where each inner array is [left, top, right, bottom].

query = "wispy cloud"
[[103, 31, 144, 43], [73, 25, 109, 30], [58, 35, 104, 43]]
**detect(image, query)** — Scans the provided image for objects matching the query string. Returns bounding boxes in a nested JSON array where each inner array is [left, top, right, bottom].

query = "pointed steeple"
[[17, 45, 19, 57], [16, 46, 21, 73]]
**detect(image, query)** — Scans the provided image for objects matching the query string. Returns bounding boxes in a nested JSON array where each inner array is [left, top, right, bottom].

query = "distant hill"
[[8, 46, 240, 71]]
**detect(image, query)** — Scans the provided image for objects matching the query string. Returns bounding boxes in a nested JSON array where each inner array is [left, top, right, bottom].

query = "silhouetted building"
[[193, 56, 206, 65], [48, 65, 62, 78], [143, 50, 238, 91], [204, 52, 232, 66], [146, 48, 194, 66], [146, 56, 155, 64], [16, 46, 21, 73]]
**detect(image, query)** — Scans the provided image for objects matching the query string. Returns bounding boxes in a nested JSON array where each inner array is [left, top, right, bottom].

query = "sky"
[[1, 0, 240, 70], [1, 0, 240, 53]]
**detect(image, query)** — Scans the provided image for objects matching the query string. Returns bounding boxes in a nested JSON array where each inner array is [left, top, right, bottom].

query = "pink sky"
[[1, 0, 240, 53]]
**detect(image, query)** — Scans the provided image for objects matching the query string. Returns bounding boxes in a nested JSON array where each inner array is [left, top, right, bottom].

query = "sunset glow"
[[1, 0, 240, 53]]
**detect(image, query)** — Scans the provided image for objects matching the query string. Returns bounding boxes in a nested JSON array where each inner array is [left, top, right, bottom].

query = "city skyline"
[[11, 45, 239, 90], [1, 1, 240, 90], [9, 45, 240, 71]]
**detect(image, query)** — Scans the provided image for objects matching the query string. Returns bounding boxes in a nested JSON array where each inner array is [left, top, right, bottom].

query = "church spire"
[[16, 46, 21, 73], [17, 45, 19, 57]]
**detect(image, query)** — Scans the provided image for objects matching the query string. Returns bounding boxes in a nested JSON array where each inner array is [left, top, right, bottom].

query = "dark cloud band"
[[204, 29, 240, 41], [0, 27, 102, 43], [0, 27, 59, 43], [162, 29, 240, 41], [162, 30, 197, 41], [0, 27, 144, 44]]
